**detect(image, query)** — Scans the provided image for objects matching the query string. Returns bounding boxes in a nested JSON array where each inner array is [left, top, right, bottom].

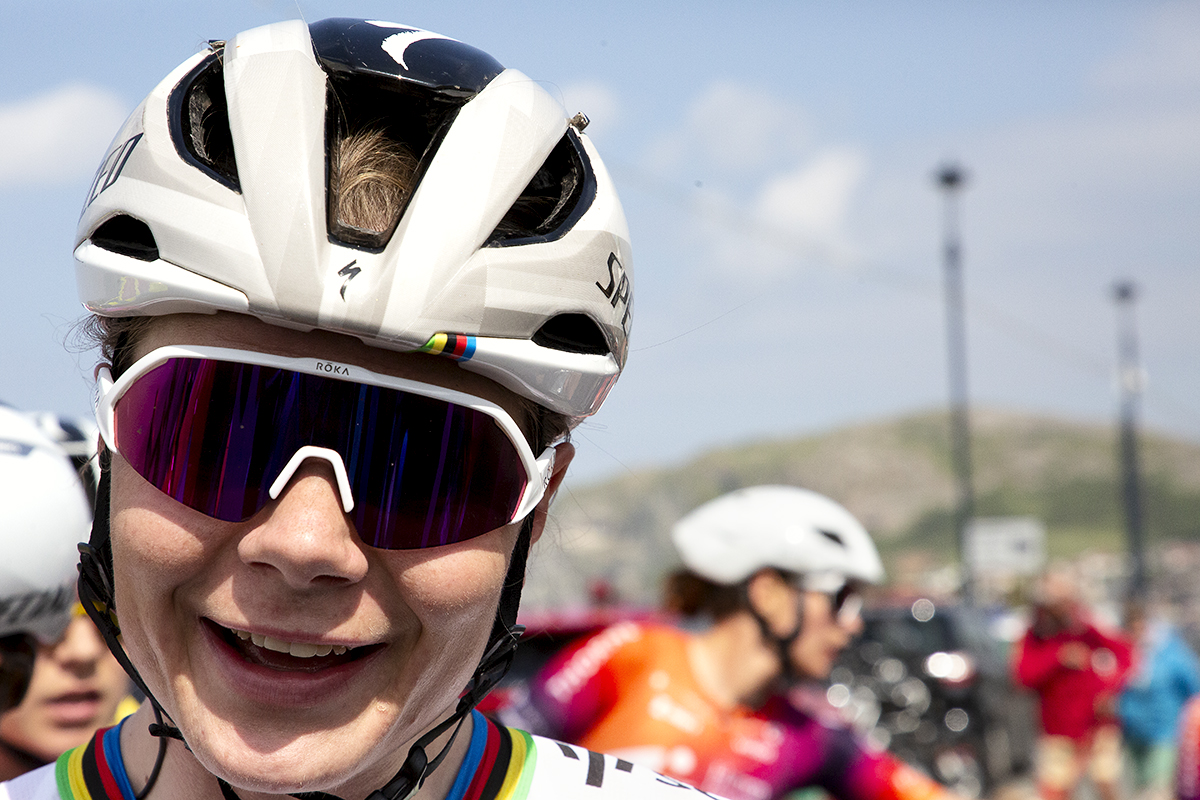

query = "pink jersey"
[[511, 621, 958, 800]]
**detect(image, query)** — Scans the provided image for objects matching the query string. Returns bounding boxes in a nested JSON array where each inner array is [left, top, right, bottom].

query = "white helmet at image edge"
[[75, 18, 632, 426], [672, 485, 885, 589], [0, 406, 91, 643]]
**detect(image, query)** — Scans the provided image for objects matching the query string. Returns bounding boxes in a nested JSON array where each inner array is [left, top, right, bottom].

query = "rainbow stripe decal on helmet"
[[421, 333, 477, 362]]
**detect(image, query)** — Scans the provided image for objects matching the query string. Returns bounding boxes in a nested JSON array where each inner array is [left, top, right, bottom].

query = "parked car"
[[829, 598, 1036, 798]]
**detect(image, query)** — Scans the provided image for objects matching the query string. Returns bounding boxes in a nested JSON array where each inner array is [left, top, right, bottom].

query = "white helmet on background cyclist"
[[672, 485, 885, 591], [22, 412, 100, 507], [0, 406, 89, 645]]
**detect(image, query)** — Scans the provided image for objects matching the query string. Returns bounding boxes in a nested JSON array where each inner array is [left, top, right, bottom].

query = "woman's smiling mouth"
[[207, 620, 382, 672]]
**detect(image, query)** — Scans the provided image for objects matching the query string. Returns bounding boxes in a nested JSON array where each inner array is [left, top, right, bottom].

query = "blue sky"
[[2, 1, 1198, 484]]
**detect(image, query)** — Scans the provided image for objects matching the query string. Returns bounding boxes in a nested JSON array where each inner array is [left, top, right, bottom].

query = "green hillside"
[[522, 409, 1200, 609]]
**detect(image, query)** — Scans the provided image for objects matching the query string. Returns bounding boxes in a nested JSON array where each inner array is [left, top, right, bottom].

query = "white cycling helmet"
[[0, 406, 91, 644], [75, 17, 632, 425], [672, 485, 885, 590], [23, 412, 100, 506]]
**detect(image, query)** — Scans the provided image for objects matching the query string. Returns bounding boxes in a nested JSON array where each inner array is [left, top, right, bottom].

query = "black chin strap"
[[78, 458, 181, 800], [83, 453, 535, 800], [741, 581, 804, 684]]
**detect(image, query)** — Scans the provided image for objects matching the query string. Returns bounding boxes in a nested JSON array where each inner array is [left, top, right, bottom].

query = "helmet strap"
[[363, 517, 533, 800], [78, 454, 183, 800], [741, 578, 803, 684]]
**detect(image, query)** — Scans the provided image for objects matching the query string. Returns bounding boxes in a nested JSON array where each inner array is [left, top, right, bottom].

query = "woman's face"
[[0, 614, 129, 769], [107, 313, 559, 796], [787, 590, 863, 680]]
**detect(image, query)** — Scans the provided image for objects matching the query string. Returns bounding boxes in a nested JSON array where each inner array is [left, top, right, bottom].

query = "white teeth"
[[230, 628, 346, 659], [289, 642, 334, 658], [262, 635, 291, 654]]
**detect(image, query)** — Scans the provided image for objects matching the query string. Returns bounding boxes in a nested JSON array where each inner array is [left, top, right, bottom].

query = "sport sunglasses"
[[829, 583, 863, 626], [96, 345, 556, 550], [794, 575, 863, 626]]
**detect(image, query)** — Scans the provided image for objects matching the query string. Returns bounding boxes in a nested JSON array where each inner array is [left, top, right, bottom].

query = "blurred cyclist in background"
[[1013, 567, 1133, 800], [507, 485, 963, 800], [0, 406, 131, 779]]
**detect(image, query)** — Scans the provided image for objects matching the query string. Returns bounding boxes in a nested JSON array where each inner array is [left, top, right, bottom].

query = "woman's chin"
[[193, 736, 380, 797]]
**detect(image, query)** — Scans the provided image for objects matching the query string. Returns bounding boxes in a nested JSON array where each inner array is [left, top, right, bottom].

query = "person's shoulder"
[[520, 731, 727, 798], [0, 762, 60, 800]]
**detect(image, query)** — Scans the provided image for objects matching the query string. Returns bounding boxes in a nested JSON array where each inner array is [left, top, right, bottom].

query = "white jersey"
[[1, 711, 726, 800]]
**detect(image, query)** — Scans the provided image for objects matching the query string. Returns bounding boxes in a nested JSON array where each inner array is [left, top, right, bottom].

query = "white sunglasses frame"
[[95, 344, 556, 529], [792, 574, 863, 627]]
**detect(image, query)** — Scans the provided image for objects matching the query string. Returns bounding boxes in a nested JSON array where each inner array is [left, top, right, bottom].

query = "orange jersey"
[[516, 622, 957, 800]]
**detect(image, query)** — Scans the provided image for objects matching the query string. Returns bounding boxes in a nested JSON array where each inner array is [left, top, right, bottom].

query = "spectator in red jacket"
[[1014, 568, 1134, 800]]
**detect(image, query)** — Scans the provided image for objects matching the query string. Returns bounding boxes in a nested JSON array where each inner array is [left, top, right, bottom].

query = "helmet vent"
[[533, 314, 610, 356], [171, 52, 240, 191], [322, 79, 466, 251], [90, 216, 159, 262], [486, 129, 596, 247], [818, 529, 847, 548], [327, 125, 419, 250]]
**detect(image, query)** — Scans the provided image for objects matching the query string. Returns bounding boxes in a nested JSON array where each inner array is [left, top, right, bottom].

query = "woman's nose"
[[237, 460, 370, 588]]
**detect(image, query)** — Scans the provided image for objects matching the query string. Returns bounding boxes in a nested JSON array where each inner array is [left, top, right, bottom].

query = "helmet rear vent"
[[818, 529, 847, 548], [533, 314, 610, 356], [90, 216, 159, 262], [486, 129, 596, 247], [170, 52, 240, 192]]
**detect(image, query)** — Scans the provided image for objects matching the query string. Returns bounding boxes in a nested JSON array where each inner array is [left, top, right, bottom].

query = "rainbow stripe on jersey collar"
[[52, 711, 538, 800]]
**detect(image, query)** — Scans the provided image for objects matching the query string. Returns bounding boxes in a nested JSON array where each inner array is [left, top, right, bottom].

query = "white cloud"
[[636, 79, 864, 277], [0, 84, 129, 186], [684, 80, 810, 173], [692, 146, 869, 278], [854, 3, 1200, 274], [558, 80, 620, 131], [754, 147, 868, 243], [1092, 1, 1200, 95]]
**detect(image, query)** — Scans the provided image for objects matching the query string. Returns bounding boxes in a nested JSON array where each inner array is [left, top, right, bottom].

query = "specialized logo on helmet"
[[378, 27, 455, 71], [596, 252, 632, 335], [337, 260, 361, 300], [83, 133, 142, 211]]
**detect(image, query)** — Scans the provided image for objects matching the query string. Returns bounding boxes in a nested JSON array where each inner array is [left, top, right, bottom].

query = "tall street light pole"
[[1113, 280, 1147, 599], [936, 163, 976, 605]]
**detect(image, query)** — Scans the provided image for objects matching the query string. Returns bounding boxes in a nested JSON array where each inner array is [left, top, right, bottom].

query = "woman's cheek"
[[382, 530, 514, 628]]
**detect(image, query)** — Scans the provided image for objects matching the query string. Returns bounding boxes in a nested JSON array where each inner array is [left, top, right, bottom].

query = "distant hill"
[[521, 408, 1200, 609]]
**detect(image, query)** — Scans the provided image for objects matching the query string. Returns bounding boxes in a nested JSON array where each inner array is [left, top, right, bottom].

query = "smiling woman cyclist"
[[508, 486, 964, 800], [0, 17, 708, 800]]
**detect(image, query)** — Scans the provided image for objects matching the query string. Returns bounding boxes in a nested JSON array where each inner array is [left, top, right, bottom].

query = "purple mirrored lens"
[[114, 358, 528, 548]]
